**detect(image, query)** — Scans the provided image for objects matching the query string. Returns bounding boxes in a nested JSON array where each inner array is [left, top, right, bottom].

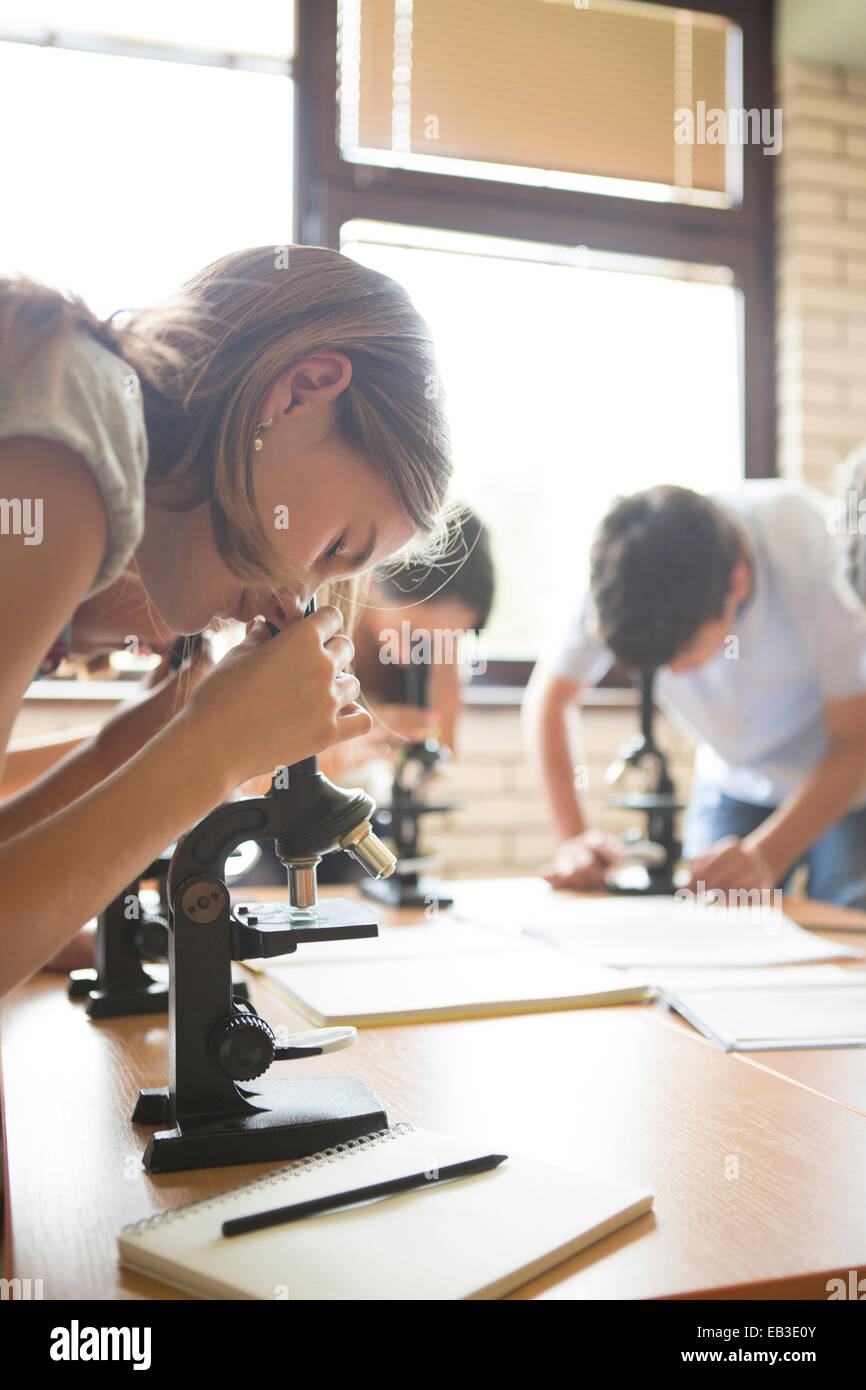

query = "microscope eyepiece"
[[340, 820, 397, 879]]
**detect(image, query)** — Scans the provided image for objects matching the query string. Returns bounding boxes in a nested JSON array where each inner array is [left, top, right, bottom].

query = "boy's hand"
[[540, 830, 623, 890], [685, 835, 775, 894]]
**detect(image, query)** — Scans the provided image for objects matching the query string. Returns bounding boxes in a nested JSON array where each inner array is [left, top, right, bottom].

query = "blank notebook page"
[[261, 948, 648, 1025], [119, 1126, 654, 1301], [668, 981, 866, 1050]]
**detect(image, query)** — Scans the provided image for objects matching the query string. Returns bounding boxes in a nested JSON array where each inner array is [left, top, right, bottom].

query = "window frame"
[[293, 0, 776, 685]]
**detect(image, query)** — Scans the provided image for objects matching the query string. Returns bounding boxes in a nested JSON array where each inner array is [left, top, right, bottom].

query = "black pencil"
[[221, 1153, 508, 1237]]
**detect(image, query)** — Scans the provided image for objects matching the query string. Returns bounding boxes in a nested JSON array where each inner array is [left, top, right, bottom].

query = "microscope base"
[[68, 966, 169, 1017], [135, 1077, 388, 1172], [68, 967, 108, 1000], [361, 874, 453, 910], [606, 865, 679, 896], [69, 968, 249, 1017]]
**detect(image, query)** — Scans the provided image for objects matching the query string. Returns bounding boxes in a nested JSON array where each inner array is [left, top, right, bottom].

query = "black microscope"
[[67, 842, 256, 1017], [68, 634, 253, 1017], [132, 601, 399, 1171], [361, 660, 456, 910], [603, 669, 684, 894], [67, 850, 173, 1016]]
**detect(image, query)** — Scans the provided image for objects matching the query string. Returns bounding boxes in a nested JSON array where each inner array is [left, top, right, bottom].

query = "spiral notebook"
[[119, 1125, 653, 1300]]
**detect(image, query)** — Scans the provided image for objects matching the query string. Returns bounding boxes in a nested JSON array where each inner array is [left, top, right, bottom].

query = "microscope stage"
[[233, 898, 379, 947]]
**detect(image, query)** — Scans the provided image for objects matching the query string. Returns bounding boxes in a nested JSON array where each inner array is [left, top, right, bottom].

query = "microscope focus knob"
[[208, 1013, 275, 1082]]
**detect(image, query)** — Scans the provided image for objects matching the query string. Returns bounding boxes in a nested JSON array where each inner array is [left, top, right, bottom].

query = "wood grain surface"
[[3, 887, 866, 1301]]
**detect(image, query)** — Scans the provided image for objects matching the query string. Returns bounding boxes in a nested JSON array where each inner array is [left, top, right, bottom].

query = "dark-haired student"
[[238, 508, 494, 887], [525, 480, 866, 908], [345, 506, 494, 762]]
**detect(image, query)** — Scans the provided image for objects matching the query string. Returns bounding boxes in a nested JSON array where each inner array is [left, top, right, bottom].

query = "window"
[[295, 0, 774, 676], [343, 220, 742, 658], [0, 6, 294, 315], [1, 5, 296, 692], [338, 0, 742, 206]]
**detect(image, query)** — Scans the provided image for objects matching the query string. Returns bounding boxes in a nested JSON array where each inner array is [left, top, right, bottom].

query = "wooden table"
[[3, 888, 866, 1301]]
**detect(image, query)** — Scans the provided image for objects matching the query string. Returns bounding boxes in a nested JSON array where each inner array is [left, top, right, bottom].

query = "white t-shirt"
[[0, 326, 148, 595], [547, 480, 866, 807]]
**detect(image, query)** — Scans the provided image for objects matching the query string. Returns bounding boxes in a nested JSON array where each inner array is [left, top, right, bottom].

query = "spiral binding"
[[124, 1122, 415, 1237]]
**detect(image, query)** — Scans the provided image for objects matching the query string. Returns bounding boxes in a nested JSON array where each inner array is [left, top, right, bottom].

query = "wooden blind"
[[341, 0, 733, 195]]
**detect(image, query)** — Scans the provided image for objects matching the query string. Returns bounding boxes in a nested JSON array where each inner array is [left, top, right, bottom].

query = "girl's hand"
[[184, 607, 371, 789], [316, 702, 439, 780]]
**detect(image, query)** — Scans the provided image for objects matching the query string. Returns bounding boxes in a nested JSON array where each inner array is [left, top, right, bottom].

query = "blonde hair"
[[0, 246, 453, 619]]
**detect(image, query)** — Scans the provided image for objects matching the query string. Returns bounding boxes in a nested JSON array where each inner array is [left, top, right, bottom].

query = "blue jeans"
[[682, 784, 866, 911]]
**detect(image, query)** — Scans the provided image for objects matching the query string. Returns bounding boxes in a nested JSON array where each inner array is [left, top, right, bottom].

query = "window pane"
[[342, 221, 743, 660], [338, 0, 741, 206], [1, 2, 294, 59], [0, 42, 292, 315]]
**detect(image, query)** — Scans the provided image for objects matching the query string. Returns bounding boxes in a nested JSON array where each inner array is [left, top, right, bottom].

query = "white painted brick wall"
[[776, 60, 866, 486], [430, 703, 695, 878]]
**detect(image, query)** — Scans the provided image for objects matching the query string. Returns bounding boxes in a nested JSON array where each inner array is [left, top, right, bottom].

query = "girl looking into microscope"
[[0, 245, 452, 995]]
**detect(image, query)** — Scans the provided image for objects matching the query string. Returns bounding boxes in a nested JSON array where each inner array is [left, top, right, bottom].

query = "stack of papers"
[[451, 879, 863, 968], [251, 878, 864, 1046], [260, 943, 649, 1026], [663, 979, 866, 1050]]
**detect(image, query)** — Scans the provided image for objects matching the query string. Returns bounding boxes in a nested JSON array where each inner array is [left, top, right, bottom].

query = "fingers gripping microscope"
[[132, 603, 398, 1172]]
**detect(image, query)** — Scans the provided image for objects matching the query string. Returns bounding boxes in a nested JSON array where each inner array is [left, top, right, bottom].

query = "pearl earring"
[[253, 416, 274, 451]]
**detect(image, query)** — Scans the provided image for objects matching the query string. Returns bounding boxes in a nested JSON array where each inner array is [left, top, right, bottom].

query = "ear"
[[258, 353, 353, 422]]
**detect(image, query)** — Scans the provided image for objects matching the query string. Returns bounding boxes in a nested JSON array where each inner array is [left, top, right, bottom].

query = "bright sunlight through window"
[[342, 221, 744, 660], [0, 41, 293, 317]]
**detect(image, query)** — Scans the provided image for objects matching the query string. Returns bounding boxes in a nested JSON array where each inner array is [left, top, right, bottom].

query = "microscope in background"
[[603, 669, 684, 894], [67, 842, 258, 1017], [67, 633, 255, 1016], [361, 660, 456, 911], [67, 850, 173, 1016], [132, 599, 398, 1171]]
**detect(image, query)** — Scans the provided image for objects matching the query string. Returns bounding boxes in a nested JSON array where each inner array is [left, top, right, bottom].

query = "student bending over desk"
[[0, 249, 452, 996], [526, 480, 866, 909], [332, 505, 494, 769]]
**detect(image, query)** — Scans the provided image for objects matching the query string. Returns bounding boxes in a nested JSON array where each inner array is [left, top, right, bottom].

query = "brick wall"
[[777, 60, 866, 490], [428, 699, 696, 879]]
